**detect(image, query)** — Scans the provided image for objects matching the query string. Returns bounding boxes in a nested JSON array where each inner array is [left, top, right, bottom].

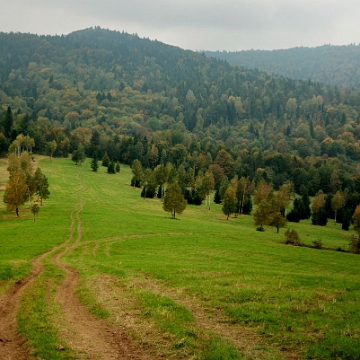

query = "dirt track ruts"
[[1, 197, 155, 359], [0, 205, 78, 360], [52, 200, 155, 359]]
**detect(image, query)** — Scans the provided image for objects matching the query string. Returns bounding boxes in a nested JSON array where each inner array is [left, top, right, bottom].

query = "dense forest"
[[2, 28, 360, 231], [205, 44, 360, 89]]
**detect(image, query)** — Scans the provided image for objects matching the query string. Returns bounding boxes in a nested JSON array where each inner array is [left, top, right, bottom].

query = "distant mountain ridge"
[[204, 44, 360, 89]]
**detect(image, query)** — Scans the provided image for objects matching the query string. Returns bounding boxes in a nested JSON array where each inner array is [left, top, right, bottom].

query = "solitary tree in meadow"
[[71, 144, 86, 165], [163, 183, 187, 219], [270, 212, 288, 233], [102, 151, 110, 167], [222, 187, 237, 220], [3, 171, 28, 216], [107, 161, 115, 174], [45, 140, 57, 162], [91, 155, 99, 172], [253, 200, 273, 231], [31, 202, 40, 222], [33, 168, 50, 205]]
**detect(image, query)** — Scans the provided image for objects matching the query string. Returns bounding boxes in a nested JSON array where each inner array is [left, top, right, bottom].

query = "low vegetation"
[[1, 157, 359, 359]]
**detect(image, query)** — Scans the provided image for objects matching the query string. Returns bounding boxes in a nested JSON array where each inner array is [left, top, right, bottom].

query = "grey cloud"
[[2, 0, 360, 50]]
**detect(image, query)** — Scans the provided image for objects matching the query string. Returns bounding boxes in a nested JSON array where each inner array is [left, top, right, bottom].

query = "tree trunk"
[[16, 206, 19, 217]]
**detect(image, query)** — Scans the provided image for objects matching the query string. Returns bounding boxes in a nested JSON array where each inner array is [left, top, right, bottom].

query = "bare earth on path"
[[52, 201, 156, 360], [0, 203, 80, 360], [0, 257, 43, 360], [0, 199, 154, 360]]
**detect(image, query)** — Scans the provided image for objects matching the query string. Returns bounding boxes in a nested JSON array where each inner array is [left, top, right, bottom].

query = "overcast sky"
[[2, 0, 360, 51]]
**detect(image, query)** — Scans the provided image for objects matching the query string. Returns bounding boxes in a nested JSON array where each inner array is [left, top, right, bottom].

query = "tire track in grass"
[[91, 274, 299, 360], [0, 205, 78, 360], [53, 199, 156, 359], [64, 234, 292, 358]]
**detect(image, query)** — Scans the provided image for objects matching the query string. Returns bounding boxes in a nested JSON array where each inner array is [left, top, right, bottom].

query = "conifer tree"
[[214, 188, 221, 204], [107, 161, 115, 174], [342, 209, 351, 231], [102, 151, 110, 167], [71, 144, 86, 165], [91, 155, 99, 172], [37, 174, 50, 205]]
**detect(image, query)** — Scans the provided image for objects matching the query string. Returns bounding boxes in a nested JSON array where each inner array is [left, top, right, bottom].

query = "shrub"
[[312, 239, 323, 249], [349, 236, 360, 254], [284, 229, 301, 245]]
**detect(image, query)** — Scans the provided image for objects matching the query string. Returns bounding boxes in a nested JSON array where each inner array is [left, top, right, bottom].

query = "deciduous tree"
[[3, 171, 28, 216], [253, 200, 273, 231], [46, 140, 57, 161], [331, 191, 345, 224], [199, 171, 215, 210], [31, 202, 40, 222], [222, 187, 237, 220], [131, 159, 143, 187], [163, 183, 187, 219]]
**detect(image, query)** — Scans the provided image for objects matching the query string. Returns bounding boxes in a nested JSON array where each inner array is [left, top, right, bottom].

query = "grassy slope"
[[0, 157, 359, 359]]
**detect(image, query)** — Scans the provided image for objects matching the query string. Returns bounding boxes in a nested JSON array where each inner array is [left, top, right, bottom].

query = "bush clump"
[[284, 229, 301, 246], [349, 236, 360, 254], [312, 239, 323, 249]]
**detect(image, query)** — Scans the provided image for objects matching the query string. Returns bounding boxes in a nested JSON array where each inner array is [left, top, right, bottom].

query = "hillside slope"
[[1, 29, 360, 198], [205, 45, 360, 89]]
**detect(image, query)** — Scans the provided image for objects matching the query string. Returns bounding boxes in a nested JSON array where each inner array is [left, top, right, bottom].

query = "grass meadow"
[[0, 156, 359, 359]]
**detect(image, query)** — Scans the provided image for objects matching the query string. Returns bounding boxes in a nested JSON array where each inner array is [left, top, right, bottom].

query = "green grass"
[[17, 261, 75, 359], [1, 156, 360, 359]]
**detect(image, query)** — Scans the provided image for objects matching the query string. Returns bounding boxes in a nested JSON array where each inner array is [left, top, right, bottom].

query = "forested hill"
[[2, 28, 360, 197], [204, 45, 360, 89]]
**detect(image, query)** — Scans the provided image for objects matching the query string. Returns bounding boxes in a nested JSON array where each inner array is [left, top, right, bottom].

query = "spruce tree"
[[214, 188, 222, 204], [107, 161, 115, 174], [4, 106, 13, 139], [102, 152, 110, 167], [91, 156, 99, 172], [342, 209, 351, 231]]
